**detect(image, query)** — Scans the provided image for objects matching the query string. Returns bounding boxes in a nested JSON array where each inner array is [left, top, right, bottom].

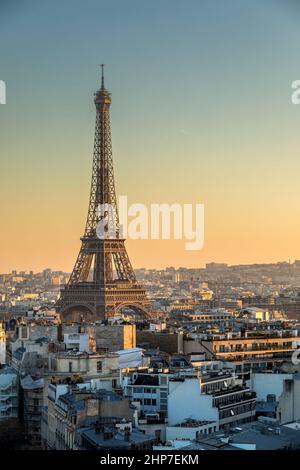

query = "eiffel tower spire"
[[100, 63, 105, 90], [84, 64, 119, 240], [57, 68, 152, 321]]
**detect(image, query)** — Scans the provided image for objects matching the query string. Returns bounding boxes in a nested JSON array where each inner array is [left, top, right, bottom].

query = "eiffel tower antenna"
[[100, 63, 105, 89], [56, 68, 152, 322]]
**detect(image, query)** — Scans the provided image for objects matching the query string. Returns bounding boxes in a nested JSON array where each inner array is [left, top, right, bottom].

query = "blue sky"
[[1, 0, 300, 270]]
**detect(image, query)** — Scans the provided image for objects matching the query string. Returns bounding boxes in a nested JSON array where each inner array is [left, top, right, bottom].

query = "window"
[[97, 361, 102, 372], [68, 362, 73, 373]]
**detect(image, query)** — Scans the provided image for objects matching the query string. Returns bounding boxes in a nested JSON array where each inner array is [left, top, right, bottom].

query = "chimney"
[[95, 423, 102, 435], [57, 323, 63, 342], [124, 427, 131, 442], [104, 431, 113, 440]]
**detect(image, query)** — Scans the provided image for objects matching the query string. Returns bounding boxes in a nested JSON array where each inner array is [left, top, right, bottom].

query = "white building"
[[250, 372, 293, 402], [168, 377, 218, 425], [240, 307, 271, 321], [63, 333, 89, 352], [117, 347, 147, 369], [123, 372, 170, 417], [149, 322, 167, 332], [250, 372, 300, 424], [168, 372, 256, 428], [166, 419, 218, 441]]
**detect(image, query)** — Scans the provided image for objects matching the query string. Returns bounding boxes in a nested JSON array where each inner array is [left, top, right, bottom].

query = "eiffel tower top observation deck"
[[56, 67, 152, 322]]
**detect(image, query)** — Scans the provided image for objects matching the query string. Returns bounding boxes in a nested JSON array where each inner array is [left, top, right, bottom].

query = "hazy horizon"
[[2, 257, 299, 275]]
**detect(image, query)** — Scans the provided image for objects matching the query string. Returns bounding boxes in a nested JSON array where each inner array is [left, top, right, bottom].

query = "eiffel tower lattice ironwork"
[[57, 66, 152, 321]]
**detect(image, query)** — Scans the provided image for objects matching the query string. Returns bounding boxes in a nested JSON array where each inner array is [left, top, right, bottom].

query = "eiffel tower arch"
[[56, 66, 153, 322]]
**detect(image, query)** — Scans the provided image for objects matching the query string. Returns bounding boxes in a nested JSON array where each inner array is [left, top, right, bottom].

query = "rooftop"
[[172, 419, 217, 428], [77, 426, 155, 449], [198, 421, 300, 450], [54, 351, 118, 358], [133, 375, 159, 386]]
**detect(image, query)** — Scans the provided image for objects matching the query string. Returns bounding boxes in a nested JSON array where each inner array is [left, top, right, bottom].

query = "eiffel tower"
[[57, 66, 152, 322]]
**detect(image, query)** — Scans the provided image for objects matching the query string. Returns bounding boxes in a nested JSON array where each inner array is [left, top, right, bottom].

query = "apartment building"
[[0, 322, 6, 365], [74, 419, 156, 450], [183, 330, 300, 376], [250, 371, 300, 424], [48, 351, 120, 388], [168, 371, 256, 429], [123, 372, 170, 417], [42, 385, 133, 450], [20, 375, 44, 448], [0, 367, 18, 420]]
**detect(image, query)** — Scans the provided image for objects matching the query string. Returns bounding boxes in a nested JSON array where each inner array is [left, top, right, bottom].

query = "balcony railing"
[[214, 391, 256, 409]]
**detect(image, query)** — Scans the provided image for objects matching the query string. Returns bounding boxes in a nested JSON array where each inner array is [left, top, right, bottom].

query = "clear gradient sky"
[[1, 0, 300, 272]]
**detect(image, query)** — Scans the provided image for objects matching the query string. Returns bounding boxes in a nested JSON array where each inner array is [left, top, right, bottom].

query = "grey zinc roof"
[[79, 427, 155, 449], [21, 374, 44, 390], [229, 425, 300, 450]]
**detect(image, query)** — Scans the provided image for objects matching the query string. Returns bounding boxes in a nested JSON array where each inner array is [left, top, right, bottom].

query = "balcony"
[[216, 346, 294, 357], [207, 385, 246, 397], [139, 417, 166, 425], [214, 391, 256, 409]]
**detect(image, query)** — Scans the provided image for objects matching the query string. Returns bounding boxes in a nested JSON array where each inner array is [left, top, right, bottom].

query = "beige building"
[[277, 375, 300, 424], [0, 322, 6, 364], [183, 332, 300, 376], [41, 351, 123, 448], [49, 351, 120, 383], [86, 324, 136, 352], [195, 335, 300, 360]]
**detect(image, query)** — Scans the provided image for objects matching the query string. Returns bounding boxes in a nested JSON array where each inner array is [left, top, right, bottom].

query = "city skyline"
[[2, 257, 300, 276], [2, 1, 300, 457], [1, 1, 300, 272]]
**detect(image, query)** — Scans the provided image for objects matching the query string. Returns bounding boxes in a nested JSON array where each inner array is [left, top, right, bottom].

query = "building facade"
[[0, 367, 18, 420]]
